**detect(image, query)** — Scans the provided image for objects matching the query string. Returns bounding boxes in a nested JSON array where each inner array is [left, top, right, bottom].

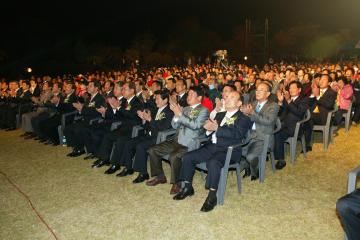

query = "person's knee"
[[246, 153, 257, 163], [207, 159, 221, 170], [336, 196, 351, 215], [147, 146, 156, 156]]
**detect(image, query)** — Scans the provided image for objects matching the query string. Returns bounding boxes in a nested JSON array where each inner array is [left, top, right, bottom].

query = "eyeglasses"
[[255, 89, 269, 93]]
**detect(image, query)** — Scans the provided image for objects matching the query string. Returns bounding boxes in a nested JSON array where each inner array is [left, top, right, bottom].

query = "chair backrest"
[[348, 165, 360, 193], [273, 118, 281, 134], [293, 109, 311, 139], [326, 104, 338, 127], [156, 128, 176, 144]]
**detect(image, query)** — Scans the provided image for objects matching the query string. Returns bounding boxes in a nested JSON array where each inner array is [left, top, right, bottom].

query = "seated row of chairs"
[[12, 100, 354, 206]]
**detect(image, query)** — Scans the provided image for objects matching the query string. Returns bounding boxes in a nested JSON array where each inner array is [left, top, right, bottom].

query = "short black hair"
[[166, 77, 176, 83], [152, 80, 163, 89], [189, 86, 204, 98], [337, 76, 349, 85], [258, 81, 272, 92], [176, 78, 187, 88], [106, 80, 114, 88], [223, 84, 236, 92], [92, 80, 101, 89], [154, 89, 169, 102], [304, 73, 313, 81], [288, 80, 302, 89]]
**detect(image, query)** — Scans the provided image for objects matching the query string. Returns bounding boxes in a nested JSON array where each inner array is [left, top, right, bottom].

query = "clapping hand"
[[169, 98, 182, 117], [283, 90, 291, 103], [143, 109, 152, 122], [240, 104, 254, 116], [204, 119, 218, 132], [276, 90, 284, 103], [72, 102, 83, 111], [108, 97, 120, 109], [311, 84, 320, 97], [215, 97, 222, 111], [96, 106, 106, 115], [51, 95, 60, 105]]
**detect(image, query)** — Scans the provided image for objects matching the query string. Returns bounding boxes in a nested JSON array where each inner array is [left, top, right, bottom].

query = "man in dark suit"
[[112, 90, 174, 182], [31, 82, 63, 142], [0, 80, 22, 129], [175, 79, 188, 107], [92, 82, 143, 170], [83, 81, 125, 159], [274, 81, 309, 169], [305, 74, 337, 150], [64, 80, 106, 157], [337, 188, 360, 240], [146, 86, 209, 195], [102, 80, 114, 98], [4, 80, 32, 131], [174, 91, 252, 212], [240, 82, 279, 180], [38, 81, 78, 145]]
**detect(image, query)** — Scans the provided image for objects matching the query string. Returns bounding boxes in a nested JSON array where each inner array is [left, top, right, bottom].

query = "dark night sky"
[[1, 0, 360, 62]]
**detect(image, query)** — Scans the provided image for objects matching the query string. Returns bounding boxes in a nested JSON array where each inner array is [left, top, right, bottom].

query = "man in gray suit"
[[241, 82, 279, 180], [147, 86, 209, 195]]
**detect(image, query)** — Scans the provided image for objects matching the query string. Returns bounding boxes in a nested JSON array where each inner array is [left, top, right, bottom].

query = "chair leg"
[[323, 129, 328, 150], [345, 116, 349, 132], [270, 152, 276, 172], [301, 135, 307, 159], [200, 171, 206, 182], [290, 139, 296, 164], [58, 126, 64, 145], [217, 168, 227, 205], [235, 165, 242, 194], [259, 154, 266, 183]]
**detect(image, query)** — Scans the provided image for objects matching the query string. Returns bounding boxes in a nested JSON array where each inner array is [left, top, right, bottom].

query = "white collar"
[[257, 100, 267, 107], [190, 103, 201, 109], [178, 92, 186, 98], [225, 109, 238, 117], [291, 96, 299, 101], [157, 105, 167, 113], [90, 92, 98, 101], [127, 95, 135, 103]]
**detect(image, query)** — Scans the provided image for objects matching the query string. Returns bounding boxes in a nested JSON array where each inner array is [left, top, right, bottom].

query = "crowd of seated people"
[[1, 60, 360, 212]]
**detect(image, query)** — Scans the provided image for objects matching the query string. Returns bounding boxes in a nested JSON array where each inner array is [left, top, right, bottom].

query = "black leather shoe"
[[84, 154, 96, 160], [104, 164, 120, 174], [200, 195, 217, 212], [275, 160, 286, 170], [173, 186, 195, 200], [116, 168, 134, 177], [250, 175, 259, 181], [69, 150, 86, 157], [38, 139, 47, 143], [67, 149, 77, 157], [24, 134, 36, 139], [132, 173, 149, 184], [94, 160, 110, 169], [243, 167, 251, 178], [6, 127, 16, 131], [91, 159, 102, 168], [44, 140, 53, 145], [20, 132, 30, 137]]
